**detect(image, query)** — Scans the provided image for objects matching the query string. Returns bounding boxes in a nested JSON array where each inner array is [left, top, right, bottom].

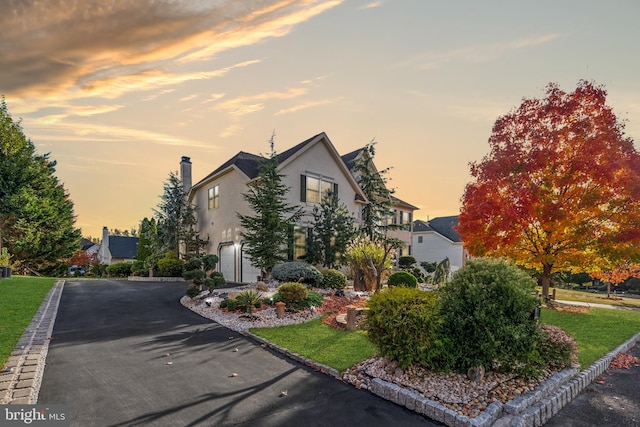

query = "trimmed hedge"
[[387, 271, 418, 288], [320, 269, 347, 289]]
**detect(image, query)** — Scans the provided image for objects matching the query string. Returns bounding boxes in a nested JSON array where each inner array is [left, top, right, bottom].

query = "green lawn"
[[250, 318, 377, 372], [0, 276, 57, 368], [545, 287, 640, 309], [540, 307, 640, 368], [251, 306, 640, 373]]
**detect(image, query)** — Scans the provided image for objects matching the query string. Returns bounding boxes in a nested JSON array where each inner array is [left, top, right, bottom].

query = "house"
[[412, 216, 467, 272], [183, 132, 418, 282], [81, 237, 99, 258], [98, 226, 139, 265]]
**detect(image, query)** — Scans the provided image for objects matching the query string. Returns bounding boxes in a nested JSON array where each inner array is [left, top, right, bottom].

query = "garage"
[[218, 244, 236, 282], [241, 245, 261, 283]]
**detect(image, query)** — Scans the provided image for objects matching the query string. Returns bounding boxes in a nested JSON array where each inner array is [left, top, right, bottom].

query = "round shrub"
[[210, 272, 226, 288], [272, 262, 323, 286], [185, 284, 201, 298], [438, 258, 540, 374], [130, 260, 147, 277], [366, 287, 442, 369], [183, 257, 203, 271], [320, 269, 347, 289], [538, 324, 578, 370], [157, 251, 184, 277], [183, 269, 206, 284], [387, 271, 418, 288], [277, 282, 309, 306]]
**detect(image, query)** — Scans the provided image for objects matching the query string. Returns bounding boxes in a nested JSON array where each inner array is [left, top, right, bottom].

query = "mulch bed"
[[319, 295, 368, 329]]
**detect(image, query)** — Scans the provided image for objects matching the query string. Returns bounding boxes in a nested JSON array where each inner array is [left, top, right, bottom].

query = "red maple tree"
[[458, 81, 640, 300]]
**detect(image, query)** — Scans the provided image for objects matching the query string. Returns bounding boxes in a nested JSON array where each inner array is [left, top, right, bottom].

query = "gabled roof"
[[109, 236, 139, 259], [414, 216, 460, 242], [392, 195, 419, 211], [191, 132, 368, 203], [80, 237, 97, 251]]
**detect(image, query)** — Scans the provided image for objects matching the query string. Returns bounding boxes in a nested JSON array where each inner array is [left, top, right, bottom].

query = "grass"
[[0, 276, 57, 368], [545, 287, 640, 309], [250, 318, 377, 372], [251, 306, 640, 374], [540, 307, 640, 367]]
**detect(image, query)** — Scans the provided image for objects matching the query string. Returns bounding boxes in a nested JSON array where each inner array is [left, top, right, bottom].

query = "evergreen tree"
[[238, 135, 303, 277], [0, 97, 81, 273], [137, 217, 158, 262], [305, 191, 356, 268], [352, 142, 395, 239], [154, 172, 206, 258]]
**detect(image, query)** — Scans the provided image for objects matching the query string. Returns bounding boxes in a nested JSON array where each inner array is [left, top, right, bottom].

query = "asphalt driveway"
[[38, 280, 439, 426]]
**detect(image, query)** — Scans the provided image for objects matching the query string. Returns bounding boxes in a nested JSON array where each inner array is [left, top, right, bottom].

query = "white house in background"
[[182, 132, 418, 283], [98, 226, 139, 265], [412, 216, 467, 272]]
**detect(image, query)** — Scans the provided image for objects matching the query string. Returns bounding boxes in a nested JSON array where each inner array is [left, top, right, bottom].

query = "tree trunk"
[[540, 263, 553, 302], [353, 269, 365, 292]]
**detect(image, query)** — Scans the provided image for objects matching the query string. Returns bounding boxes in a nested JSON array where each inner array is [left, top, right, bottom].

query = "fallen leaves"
[[609, 352, 640, 370]]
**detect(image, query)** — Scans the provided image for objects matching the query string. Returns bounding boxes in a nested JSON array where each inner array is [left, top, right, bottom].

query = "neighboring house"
[[412, 216, 467, 272], [184, 132, 418, 283], [80, 237, 99, 258], [98, 226, 139, 265]]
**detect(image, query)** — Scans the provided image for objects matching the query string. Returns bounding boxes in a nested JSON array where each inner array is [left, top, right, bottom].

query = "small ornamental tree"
[[344, 235, 397, 292], [305, 191, 356, 269], [458, 81, 640, 300], [238, 135, 303, 277]]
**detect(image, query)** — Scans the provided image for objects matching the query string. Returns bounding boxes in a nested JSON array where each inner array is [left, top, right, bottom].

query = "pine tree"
[[154, 172, 206, 258], [238, 135, 303, 277], [0, 97, 81, 274], [352, 142, 395, 239], [305, 191, 356, 268]]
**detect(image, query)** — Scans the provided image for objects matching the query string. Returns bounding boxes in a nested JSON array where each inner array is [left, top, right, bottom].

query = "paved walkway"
[[0, 280, 64, 404]]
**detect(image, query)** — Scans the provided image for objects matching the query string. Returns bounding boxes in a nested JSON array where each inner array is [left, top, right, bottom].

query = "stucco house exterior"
[[412, 216, 467, 273], [98, 226, 139, 265], [183, 132, 418, 282]]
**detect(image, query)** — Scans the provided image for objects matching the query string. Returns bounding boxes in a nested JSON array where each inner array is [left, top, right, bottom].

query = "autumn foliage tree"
[[458, 81, 640, 300]]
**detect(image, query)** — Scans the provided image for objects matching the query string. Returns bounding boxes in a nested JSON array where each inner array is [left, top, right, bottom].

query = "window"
[[301, 174, 337, 203], [208, 185, 219, 209], [418, 236, 423, 244], [292, 226, 307, 261]]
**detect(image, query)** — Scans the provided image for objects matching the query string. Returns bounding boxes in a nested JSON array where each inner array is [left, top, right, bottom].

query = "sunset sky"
[[2, 0, 639, 239]]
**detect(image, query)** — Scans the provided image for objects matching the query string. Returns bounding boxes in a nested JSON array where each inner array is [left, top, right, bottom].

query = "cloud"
[[275, 97, 342, 115], [1, 1, 342, 102], [359, 1, 382, 10], [397, 33, 561, 70]]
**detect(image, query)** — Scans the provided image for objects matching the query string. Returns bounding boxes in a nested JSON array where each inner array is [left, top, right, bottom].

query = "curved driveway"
[[38, 280, 438, 426]]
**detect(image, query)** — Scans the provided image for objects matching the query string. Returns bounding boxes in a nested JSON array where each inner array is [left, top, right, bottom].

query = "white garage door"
[[241, 246, 261, 283], [219, 244, 235, 282]]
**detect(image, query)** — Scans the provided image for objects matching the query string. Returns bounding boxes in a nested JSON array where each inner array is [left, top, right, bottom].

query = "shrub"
[[185, 284, 201, 298], [183, 257, 202, 272], [183, 269, 206, 285], [130, 260, 148, 277], [236, 290, 263, 312], [201, 254, 219, 272], [105, 262, 133, 277], [538, 324, 578, 369], [387, 271, 418, 288], [366, 287, 442, 369], [157, 251, 184, 277], [220, 298, 238, 311], [320, 269, 347, 289], [438, 258, 541, 374], [210, 272, 226, 288], [272, 262, 323, 286], [277, 282, 309, 306], [297, 291, 324, 308], [398, 256, 417, 269]]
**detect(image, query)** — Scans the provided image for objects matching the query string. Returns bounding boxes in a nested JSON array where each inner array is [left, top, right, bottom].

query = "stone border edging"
[[214, 306, 640, 427], [0, 280, 65, 404]]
